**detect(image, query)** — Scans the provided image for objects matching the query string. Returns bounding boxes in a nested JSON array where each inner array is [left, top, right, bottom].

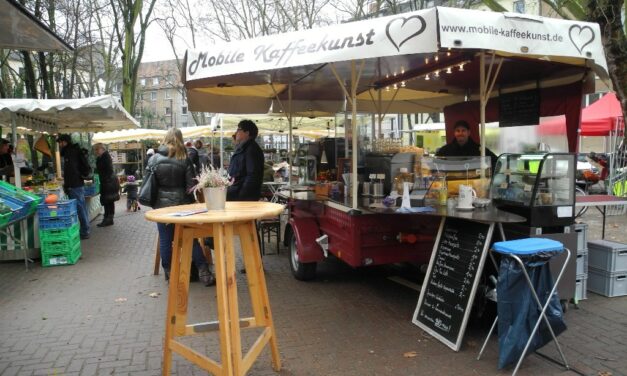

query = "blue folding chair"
[[477, 238, 570, 375]]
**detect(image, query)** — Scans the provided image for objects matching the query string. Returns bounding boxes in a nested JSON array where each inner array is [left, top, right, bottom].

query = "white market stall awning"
[[0, 0, 72, 52], [183, 6, 608, 115], [0, 95, 140, 134], [92, 128, 166, 144]]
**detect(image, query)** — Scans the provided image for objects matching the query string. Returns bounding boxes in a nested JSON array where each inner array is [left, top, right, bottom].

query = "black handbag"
[[138, 165, 157, 207]]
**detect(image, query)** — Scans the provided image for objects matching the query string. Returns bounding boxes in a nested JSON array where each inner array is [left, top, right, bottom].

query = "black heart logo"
[[386, 15, 427, 52], [569, 25, 594, 55]]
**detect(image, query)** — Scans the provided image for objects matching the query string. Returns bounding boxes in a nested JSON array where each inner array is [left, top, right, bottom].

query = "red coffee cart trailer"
[[182, 7, 609, 280]]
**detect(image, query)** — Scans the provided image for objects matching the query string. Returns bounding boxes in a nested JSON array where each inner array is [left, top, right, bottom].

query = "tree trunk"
[[588, 0, 627, 141]]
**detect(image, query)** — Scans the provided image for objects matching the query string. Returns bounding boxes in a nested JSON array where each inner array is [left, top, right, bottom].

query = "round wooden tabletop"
[[144, 202, 285, 224]]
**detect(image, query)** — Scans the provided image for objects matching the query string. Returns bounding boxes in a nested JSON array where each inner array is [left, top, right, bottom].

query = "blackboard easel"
[[412, 217, 494, 351]]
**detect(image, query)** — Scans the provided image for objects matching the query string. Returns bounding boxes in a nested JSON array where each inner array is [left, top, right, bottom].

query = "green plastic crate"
[[0, 209, 12, 227], [41, 242, 81, 267], [41, 233, 80, 254], [0, 180, 42, 214], [39, 223, 80, 243]]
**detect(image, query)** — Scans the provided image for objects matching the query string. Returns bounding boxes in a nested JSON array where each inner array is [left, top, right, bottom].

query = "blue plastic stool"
[[477, 238, 570, 375]]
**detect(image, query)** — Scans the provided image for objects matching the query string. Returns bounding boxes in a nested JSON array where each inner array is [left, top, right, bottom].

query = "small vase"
[[203, 187, 226, 210]]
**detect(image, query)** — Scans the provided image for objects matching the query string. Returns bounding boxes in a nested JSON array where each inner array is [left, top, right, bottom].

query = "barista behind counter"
[[436, 120, 497, 167]]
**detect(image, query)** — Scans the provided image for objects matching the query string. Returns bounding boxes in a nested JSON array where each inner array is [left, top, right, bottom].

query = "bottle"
[[438, 175, 448, 205], [394, 167, 414, 193]]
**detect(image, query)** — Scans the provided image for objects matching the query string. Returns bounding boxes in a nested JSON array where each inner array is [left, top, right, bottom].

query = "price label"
[[500, 182, 508, 189], [523, 184, 532, 192]]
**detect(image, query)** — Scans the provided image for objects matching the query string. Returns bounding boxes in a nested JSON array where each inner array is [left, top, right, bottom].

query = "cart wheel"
[[560, 299, 569, 314], [289, 232, 316, 281]]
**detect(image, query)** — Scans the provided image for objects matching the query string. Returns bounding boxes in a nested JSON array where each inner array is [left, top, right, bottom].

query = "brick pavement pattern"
[[1, 201, 626, 375]]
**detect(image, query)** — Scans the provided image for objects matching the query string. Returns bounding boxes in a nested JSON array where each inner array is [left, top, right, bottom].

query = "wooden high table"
[[145, 202, 285, 376]]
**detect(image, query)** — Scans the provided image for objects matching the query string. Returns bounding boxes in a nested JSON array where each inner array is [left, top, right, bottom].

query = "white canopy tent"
[[0, 95, 140, 183], [92, 128, 166, 144], [0, 95, 140, 134], [184, 6, 608, 209]]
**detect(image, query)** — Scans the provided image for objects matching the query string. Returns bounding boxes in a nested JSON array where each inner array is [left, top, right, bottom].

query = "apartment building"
[[136, 60, 199, 129]]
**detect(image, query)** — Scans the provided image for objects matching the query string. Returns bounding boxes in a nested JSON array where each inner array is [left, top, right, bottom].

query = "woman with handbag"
[[143, 128, 214, 286], [93, 143, 120, 227]]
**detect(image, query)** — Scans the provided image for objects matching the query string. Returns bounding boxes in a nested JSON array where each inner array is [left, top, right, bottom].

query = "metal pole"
[[480, 52, 486, 159], [220, 116, 224, 169], [351, 61, 358, 209], [288, 84, 293, 186]]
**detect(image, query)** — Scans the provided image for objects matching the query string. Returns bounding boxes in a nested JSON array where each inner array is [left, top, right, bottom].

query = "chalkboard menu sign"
[[499, 89, 540, 127], [412, 217, 493, 351]]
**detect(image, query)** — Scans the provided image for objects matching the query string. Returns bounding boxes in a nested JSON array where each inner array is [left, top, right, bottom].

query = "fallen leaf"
[[114, 297, 127, 303], [148, 292, 160, 298], [368, 350, 375, 354], [597, 372, 612, 376], [403, 351, 418, 358], [612, 224, 619, 228]]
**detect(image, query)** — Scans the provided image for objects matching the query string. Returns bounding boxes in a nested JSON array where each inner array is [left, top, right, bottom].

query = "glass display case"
[[490, 153, 575, 227], [422, 156, 493, 199]]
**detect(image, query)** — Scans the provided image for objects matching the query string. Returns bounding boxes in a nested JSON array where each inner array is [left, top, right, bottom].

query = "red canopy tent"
[[540, 92, 624, 137]]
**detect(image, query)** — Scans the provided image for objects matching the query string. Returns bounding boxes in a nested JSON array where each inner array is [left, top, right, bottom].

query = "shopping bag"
[[138, 165, 157, 207]]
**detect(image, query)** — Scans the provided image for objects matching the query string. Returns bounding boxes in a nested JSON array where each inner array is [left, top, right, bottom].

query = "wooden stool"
[[145, 202, 284, 376]]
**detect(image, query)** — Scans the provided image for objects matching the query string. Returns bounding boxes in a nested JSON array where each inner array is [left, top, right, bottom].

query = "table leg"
[[238, 221, 282, 371], [175, 228, 194, 336], [602, 205, 607, 239], [213, 223, 233, 375], [162, 224, 181, 375], [224, 223, 244, 376], [153, 235, 161, 275]]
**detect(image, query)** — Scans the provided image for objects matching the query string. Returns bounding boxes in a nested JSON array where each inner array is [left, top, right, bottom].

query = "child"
[[123, 175, 140, 211]]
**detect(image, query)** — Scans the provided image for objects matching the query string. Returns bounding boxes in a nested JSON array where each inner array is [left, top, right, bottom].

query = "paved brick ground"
[[1, 201, 626, 376]]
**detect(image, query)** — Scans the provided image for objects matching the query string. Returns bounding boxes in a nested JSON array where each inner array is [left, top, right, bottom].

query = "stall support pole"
[[351, 62, 359, 208], [288, 84, 293, 187], [329, 61, 364, 209], [479, 52, 486, 159], [219, 116, 224, 169]]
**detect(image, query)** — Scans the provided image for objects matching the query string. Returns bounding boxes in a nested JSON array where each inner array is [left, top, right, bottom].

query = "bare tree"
[[109, 0, 157, 113]]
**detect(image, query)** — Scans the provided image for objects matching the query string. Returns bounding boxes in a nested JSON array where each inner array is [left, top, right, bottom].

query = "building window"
[[513, 0, 525, 13], [150, 91, 157, 101], [182, 121, 188, 128], [165, 90, 171, 99], [165, 107, 171, 115], [181, 106, 188, 115], [153, 77, 159, 85], [140, 78, 146, 86]]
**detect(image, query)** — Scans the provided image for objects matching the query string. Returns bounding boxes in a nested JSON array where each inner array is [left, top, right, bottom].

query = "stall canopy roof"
[[0, 0, 72, 52], [92, 114, 342, 143], [540, 92, 624, 136], [0, 95, 140, 134], [183, 6, 608, 115], [92, 128, 166, 144]]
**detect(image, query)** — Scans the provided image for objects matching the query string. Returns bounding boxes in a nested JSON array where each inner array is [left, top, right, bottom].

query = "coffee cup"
[[458, 184, 477, 209], [539, 192, 553, 205]]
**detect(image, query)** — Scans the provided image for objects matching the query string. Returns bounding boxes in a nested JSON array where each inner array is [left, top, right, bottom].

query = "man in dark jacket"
[[0, 138, 13, 181], [57, 134, 92, 239], [186, 141, 201, 174], [227, 119, 264, 201], [436, 120, 497, 167]]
